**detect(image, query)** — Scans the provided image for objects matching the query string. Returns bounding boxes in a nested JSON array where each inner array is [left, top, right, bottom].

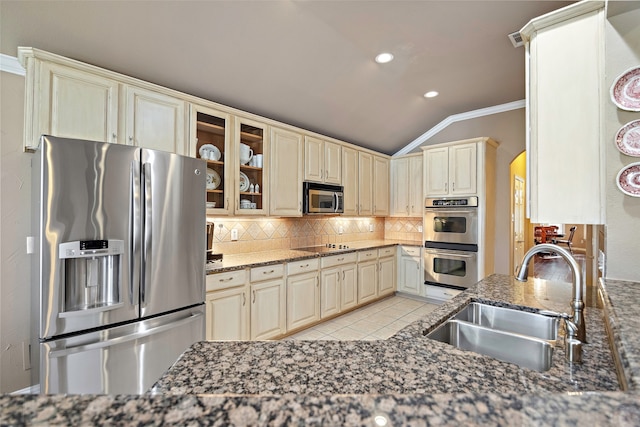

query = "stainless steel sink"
[[426, 319, 554, 372], [451, 302, 558, 340], [425, 302, 558, 372]]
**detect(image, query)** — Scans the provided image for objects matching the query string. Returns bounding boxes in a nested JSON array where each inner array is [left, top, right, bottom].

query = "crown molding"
[[0, 54, 25, 76], [393, 99, 525, 157]]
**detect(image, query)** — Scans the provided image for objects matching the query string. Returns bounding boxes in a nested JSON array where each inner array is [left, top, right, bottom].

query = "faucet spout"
[[515, 243, 586, 343]]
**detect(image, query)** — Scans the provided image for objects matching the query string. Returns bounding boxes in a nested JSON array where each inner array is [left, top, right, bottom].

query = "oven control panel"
[[425, 196, 478, 208]]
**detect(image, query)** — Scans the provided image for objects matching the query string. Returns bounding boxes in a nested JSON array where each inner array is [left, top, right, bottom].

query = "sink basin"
[[451, 302, 558, 340], [426, 319, 554, 372]]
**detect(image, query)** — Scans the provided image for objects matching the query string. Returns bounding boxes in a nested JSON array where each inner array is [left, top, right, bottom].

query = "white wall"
[[604, 7, 640, 281], [0, 70, 32, 392], [410, 108, 527, 275]]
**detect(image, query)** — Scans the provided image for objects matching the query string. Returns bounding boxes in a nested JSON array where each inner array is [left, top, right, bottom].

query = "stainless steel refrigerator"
[[31, 135, 206, 394]]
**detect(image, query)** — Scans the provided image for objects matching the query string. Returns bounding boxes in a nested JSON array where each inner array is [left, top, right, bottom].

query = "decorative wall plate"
[[199, 144, 221, 161], [616, 162, 640, 197], [615, 119, 640, 157], [206, 168, 220, 190], [611, 66, 640, 111]]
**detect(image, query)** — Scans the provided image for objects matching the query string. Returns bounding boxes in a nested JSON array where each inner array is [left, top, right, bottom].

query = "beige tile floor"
[[287, 295, 439, 341]]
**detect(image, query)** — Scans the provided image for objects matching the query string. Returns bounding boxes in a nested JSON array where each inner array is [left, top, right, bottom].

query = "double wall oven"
[[424, 196, 479, 291]]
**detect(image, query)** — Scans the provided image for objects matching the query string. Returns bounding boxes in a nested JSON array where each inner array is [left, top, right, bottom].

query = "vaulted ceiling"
[[1, 1, 573, 154]]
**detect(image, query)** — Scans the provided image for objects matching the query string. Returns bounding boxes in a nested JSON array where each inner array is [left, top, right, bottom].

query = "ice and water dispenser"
[[59, 240, 124, 313]]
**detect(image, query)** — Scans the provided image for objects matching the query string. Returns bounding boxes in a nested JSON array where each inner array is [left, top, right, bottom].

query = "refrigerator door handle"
[[49, 311, 204, 358], [129, 161, 139, 306], [142, 162, 153, 305]]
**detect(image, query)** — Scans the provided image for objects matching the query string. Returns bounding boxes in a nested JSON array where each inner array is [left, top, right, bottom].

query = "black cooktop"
[[296, 244, 351, 253]]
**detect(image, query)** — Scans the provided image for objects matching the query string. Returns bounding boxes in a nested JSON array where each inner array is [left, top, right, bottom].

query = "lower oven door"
[[424, 248, 478, 288]]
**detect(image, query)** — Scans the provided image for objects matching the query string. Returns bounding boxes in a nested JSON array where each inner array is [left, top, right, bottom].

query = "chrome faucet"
[[515, 243, 586, 344]]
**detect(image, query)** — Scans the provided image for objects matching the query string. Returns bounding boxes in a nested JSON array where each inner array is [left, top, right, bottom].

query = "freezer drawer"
[[40, 305, 204, 394]]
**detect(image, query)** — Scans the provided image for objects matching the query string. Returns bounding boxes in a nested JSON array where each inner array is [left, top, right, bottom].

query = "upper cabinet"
[[391, 153, 423, 217], [341, 146, 359, 216], [123, 85, 188, 155], [373, 155, 390, 216], [424, 142, 477, 197], [270, 127, 303, 217], [190, 104, 233, 216], [358, 152, 374, 215], [520, 1, 605, 224], [19, 51, 119, 149], [235, 117, 269, 216], [304, 136, 342, 185]]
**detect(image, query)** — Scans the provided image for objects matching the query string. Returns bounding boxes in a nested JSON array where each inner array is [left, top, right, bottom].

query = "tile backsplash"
[[208, 216, 422, 254]]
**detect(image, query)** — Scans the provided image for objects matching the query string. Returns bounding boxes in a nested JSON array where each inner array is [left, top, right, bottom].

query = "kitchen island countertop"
[[2, 274, 640, 425]]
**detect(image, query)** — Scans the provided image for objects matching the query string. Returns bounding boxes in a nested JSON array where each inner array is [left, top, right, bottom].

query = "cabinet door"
[[37, 62, 118, 146], [320, 267, 341, 319], [270, 127, 303, 216], [391, 158, 410, 216], [324, 141, 342, 185], [190, 104, 233, 215], [424, 147, 449, 196], [399, 256, 422, 296], [409, 155, 424, 217], [250, 279, 286, 340], [357, 260, 378, 304], [449, 143, 477, 195], [378, 256, 396, 296], [304, 136, 324, 183], [235, 117, 268, 215], [342, 146, 359, 216], [358, 152, 373, 215], [205, 286, 249, 340], [124, 85, 187, 155], [287, 272, 320, 331], [373, 156, 390, 216], [341, 263, 358, 311]]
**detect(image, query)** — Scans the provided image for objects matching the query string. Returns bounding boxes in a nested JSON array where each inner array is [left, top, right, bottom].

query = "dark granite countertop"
[[2, 274, 640, 425]]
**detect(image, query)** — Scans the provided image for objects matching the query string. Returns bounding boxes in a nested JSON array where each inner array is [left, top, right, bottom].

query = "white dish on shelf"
[[615, 119, 640, 157], [199, 144, 221, 161], [616, 162, 640, 197], [611, 66, 640, 111], [206, 168, 220, 190], [239, 172, 250, 192], [206, 202, 216, 209]]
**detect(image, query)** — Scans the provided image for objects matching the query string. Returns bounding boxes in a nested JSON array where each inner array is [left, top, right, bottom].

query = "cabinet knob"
[[242, 292, 246, 306], [112, 133, 117, 141], [252, 290, 256, 303], [452, 182, 455, 191]]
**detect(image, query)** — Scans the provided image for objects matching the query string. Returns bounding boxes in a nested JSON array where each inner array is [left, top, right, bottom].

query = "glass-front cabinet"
[[190, 104, 233, 215], [235, 117, 268, 216]]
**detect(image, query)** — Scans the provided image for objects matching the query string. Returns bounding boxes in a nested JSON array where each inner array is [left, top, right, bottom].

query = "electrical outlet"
[[338, 226, 344, 235], [417, 225, 423, 233], [231, 229, 238, 241], [369, 224, 374, 232]]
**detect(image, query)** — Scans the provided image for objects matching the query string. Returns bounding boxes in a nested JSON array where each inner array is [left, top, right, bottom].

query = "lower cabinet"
[[357, 250, 379, 305], [320, 253, 358, 318], [250, 264, 286, 340], [205, 286, 249, 340], [378, 250, 396, 297], [397, 246, 423, 297], [287, 270, 320, 331]]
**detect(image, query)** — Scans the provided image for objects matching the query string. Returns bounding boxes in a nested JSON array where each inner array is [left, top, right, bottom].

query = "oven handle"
[[424, 249, 476, 258], [424, 209, 477, 215]]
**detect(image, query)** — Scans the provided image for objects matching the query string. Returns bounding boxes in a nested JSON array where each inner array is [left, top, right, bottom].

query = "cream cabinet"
[[190, 104, 233, 215], [391, 153, 423, 217], [320, 252, 358, 318], [250, 264, 286, 340], [397, 246, 423, 297], [373, 156, 390, 216], [377, 248, 396, 297], [341, 146, 359, 216], [304, 136, 342, 185], [18, 50, 119, 149], [424, 142, 477, 197], [205, 269, 249, 340], [357, 250, 378, 304], [358, 152, 374, 215], [235, 117, 268, 215], [520, 1, 605, 224], [286, 259, 320, 331], [270, 127, 303, 216], [123, 85, 188, 155]]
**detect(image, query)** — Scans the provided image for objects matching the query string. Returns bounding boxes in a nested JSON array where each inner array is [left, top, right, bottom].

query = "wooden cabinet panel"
[[398, 248, 422, 296], [341, 264, 358, 311], [373, 156, 390, 216], [449, 143, 477, 195], [358, 152, 373, 215], [357, 260, 377, 304], [304, 136, 324, 183], [424, 147, 449, 196], [342, 146, 359, 216], [409, 155, 424, 216], [287, 271, 320, 331], [250, 279, 286, 340], [378, 256, 396, 296], [205, 286, 249, 340], [270, 127, 303, 216], [320, 267, 341, 319]]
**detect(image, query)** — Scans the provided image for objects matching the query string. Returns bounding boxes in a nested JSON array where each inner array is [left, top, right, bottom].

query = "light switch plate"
[[231, 229, 238, 241]]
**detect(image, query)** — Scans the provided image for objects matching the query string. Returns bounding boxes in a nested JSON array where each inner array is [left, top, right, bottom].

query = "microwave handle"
[[333, 192, 339, 213]]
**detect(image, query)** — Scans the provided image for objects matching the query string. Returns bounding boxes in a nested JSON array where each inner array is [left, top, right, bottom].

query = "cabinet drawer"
[[251, 264, 285, 282], [206, 269, 247, 292], [357, 249, 377, 262], [400, 246, 421, 257], [321, 252, 357, 268], [425, 285, 462, 301], [320, 252, 358, 268], [378, 247, 395, 258], [287, 258, 319, 275]]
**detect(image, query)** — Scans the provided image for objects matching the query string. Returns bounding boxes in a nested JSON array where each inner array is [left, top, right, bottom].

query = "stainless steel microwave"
[[303, 182, 344, 214]]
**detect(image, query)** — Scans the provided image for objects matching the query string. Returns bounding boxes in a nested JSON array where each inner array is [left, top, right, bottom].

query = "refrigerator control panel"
[[59, 239, 124, 258]]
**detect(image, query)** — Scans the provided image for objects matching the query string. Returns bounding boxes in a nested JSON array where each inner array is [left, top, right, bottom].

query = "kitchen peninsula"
[[2, 273, 640, 425]]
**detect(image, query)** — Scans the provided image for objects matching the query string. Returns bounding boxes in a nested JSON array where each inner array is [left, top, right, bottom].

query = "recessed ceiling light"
[[424, 91, 439, 98], [375, 53, 394, 64]]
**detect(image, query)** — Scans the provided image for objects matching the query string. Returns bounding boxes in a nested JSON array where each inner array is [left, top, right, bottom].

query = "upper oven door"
[[424, 207, 478, 245]]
